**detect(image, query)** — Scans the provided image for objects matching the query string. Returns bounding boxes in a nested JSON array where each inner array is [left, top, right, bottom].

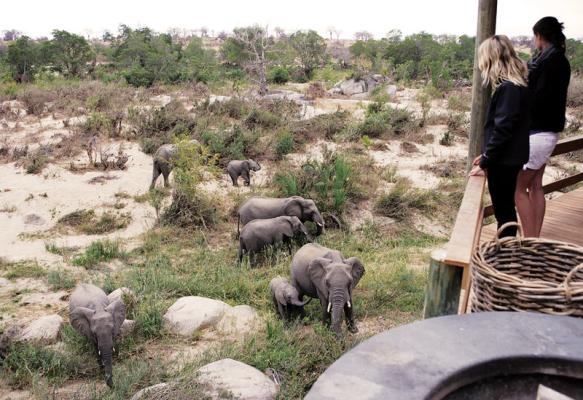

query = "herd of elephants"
[[68, 141, 366, 387]]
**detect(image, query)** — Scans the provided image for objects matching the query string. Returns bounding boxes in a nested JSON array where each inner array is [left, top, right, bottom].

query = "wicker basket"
[[471, 222, 583, 316]]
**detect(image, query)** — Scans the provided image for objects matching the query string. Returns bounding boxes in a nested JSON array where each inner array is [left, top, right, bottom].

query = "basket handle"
[[562, 263, 583, 302], [494, 222, 523, 244]]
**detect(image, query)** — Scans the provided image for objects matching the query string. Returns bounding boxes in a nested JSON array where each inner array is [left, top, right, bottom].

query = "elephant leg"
[[162, 168, 171, 188], [150, 164, 161, 190], [237, 247, 244, 267], [345, 303, 358, 333], [229, 171, 238, 187], [242, 170, 250, 186]]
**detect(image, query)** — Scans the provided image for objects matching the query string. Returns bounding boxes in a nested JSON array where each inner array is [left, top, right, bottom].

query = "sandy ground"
[[0, 141, 156, 263]]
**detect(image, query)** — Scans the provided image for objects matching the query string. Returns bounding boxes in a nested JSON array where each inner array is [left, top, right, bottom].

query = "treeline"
[[1, 26, 582, 91]]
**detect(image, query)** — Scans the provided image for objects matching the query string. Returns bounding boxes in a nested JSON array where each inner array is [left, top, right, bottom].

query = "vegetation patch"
[[57, 209, 131, 235], [375, 179, 443, 221], [47, 268, 76, 290], [1, 260, 46, 280], [72, 240, 124, 268]]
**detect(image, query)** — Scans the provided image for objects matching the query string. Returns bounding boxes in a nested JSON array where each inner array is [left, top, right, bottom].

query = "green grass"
[[72, 240, 124, 268], [57, 209, 131, 235], [47, 268, 76, 290], [1, 260, 46, 280]]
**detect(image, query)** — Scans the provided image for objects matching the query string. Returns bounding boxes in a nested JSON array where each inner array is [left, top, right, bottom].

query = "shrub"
[[201, 125, 258, 165], [72, 240, 123, 268], [292, 111, 350, 141], [439, 131, 454, 146], [375, 179, 441, 221], [47, 268, 76, 290], [205, 97, 250, 119], [17, 87, 53, 115], [2, 261, 46, 279], [268, 66, 290, 84], [447, 93, 471, 111], [57, 209, 131, 234], [567, 76, 583, 107], [23, 151, 48, 174], [244, 107, 280, 129], [123, 65, 155, 87], [355, 107, 418, 139], [275, 131, 294, 159]]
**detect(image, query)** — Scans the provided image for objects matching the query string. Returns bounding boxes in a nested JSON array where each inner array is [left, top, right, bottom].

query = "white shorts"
[[524, 132, 558, 171]]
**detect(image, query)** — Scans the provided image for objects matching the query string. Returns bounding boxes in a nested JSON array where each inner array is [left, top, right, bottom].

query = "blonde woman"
[[469, 35, 530, 238]]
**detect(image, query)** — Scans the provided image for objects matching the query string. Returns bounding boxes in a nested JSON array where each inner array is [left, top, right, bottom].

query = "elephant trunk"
[[329, 288, 346, 335], [291, 297, 312, 307], [98, 341, 114, 388]]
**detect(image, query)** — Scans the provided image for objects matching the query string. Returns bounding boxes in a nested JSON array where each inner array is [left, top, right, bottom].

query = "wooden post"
[[423, 249, 463, 318], [467, 0, 498, 171]]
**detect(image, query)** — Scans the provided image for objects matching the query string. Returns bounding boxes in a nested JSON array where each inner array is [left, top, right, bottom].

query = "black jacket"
[[528, 48, 571, 133], [480, 81, 530, 169]]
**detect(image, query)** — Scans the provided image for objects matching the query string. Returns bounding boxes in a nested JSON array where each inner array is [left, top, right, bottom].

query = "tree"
[[3, 29, 22, 41], [290, 30, 327, 79], [354, 31, 373, 42], [183, 36, 218, 83], [49, 30, 93, 77], [225, 26, 273, 95], [7, 36, 38, 82]]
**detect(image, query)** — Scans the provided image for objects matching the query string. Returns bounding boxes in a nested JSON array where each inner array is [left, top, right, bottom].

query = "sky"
[[1, 0, 582, 40]]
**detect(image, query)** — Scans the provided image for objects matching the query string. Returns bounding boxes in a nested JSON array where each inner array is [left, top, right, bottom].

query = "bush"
[[439, 131, 454, 146], [375, 179, 441, 221], [355, 107, 418, 139], [17, 87, 53, 115], [201, 125, 258, 165], [57, 209, 131, 234], [205, 97, 250, 119], [123, 65, 155, 88], [244, 107, 280, 129], [72, 240, 123, 268], [2, 261, 46, 279], [23, 151, 48, 174], [47, 268, 76, 290], [292, 111, 350, 141], [268, 66, 290, 84], [275, 131, 295, 159]]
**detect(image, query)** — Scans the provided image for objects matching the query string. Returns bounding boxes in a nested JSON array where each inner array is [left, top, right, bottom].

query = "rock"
[[107, 287, 133, 303], [23, 214, 46, 226], [339, 79, 367, 96], [386, 85, 398, 96], [0, 277, 9, 287], [163, 296, 229, 337], [216, 305, 263, 337], [1, 100, 27, 117], [150, 94, 172, 107], [120, 319, 136, 337], [18, 314, 63, 344], [130, 383, 172, 400], [327, 87, 343, 96], [350, 93, 370, 100], [197, 358, 278, 400], [208, 95, 231, 105]]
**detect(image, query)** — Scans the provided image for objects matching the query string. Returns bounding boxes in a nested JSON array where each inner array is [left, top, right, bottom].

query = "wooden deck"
[[481, 186, 583, 246]]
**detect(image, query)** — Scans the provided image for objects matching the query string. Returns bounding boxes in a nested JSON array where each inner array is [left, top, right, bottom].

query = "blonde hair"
[[478, 35, 528, 88]]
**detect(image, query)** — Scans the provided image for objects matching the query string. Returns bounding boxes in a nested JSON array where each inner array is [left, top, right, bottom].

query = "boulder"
[[386, 85, 398, 97], [18, 314, 63, 344], [130, 383, 171, 400], [107, 287, 133, 303], [339, 79, 367, 96], [23, 214, 46, 226], [120, 319, 136, 337], [163, 296, 229, 337], [197, 358, 278, 400], [216, 305, 263, 337]]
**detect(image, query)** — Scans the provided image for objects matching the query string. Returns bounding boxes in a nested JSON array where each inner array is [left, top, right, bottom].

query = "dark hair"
[[533, 16, 566, 51]]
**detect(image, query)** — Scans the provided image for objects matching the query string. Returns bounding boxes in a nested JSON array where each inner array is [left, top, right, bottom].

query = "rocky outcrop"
[[330, 75, 390, 97], [18, 314, 63, 344]]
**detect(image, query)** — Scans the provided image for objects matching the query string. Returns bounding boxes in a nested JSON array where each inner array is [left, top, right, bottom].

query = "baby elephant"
[[269, 276, 311, 321], [227, 159, 261, 187], [69, 283, 126, 388], [239, 216, 310, 267]]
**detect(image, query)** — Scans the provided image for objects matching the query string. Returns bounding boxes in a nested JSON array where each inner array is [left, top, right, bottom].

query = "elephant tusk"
[[316, 222, 323, 227], [347, 301, 351, 308], [327, 302, 332, 313], [98, 350, 101, 356]]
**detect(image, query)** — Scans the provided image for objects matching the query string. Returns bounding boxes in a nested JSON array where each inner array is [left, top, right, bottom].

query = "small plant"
[[375, 179, 441, 221], [447, 93, 471, 112], [439, 131, 454, 146], [416, 93, 431, 126], [147, 188, 169, 223], [23, 152, 48, 174], [47, 268, 76, 290], [361, 135, 373, 149], [57, 209, 131, 234], [72, 240, 123, 268], [382, 164, 399, 183], [275, 131, 294, 160], [244, 108, 280, 129], [2, 261, 46, 279]]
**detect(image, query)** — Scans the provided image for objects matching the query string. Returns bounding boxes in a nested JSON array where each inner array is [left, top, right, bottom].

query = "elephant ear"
[[284, 198, 302, 219], [105, 300, 126, 338], [345, 257, 365, 289], [274, 286, 288, 306], [280, 218, 295, 238], [308, 257, 333, 299], [70, 307, 95, 342]]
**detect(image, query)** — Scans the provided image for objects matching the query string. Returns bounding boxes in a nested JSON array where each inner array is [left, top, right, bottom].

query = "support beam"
[[423, 249, 463, 318], [467, 0, 498, 171]]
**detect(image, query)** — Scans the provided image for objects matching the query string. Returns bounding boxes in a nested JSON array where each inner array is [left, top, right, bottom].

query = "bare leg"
[[515, 168, 538, 237], [162, 170, 170, 188], [530, 165, 547, 237]]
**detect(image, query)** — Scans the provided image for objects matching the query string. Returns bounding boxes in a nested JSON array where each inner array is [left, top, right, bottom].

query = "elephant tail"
[[236, 214, 241, 239]]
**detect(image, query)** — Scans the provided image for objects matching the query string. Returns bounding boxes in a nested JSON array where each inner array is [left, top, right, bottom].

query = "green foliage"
[[290, 30, 327, 79], [6, 36, 39, 83], [1, 260, 46, 279], [201, 125, 258, 164], [275, 130, 294, 159], [292, 111, 350, 141], [47, 268, 76, 290], [72, 240, 123, 268], [23, 150, 48, 174], [243, 107, 280, 129], [355, 106, 418, 139], [48, 30, 93, 77], [267, 65, 290, 84], [375, 179, 442, 221], [274, 152, 354, 215]]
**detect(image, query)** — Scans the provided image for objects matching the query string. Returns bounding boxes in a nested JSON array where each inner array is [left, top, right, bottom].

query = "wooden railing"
[[423, 134, 583, 318]]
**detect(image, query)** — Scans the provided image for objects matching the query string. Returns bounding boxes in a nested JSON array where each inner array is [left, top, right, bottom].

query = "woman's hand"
[[469, 165, 485, 176], [472, 155, 482, 166]]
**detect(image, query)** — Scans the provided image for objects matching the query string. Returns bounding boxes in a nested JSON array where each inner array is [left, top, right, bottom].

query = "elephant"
[[269, 276, 311, 321], [149, 140, 199, 189], [291, 243, 365, 336], [69, 283, 126, 388], [237, 196, 325, 237], [227, 159, 261, 187], [238, 216, 311, 266]]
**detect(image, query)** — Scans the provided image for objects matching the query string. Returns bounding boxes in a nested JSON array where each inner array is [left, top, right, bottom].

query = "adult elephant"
[[237, 196, 325, 237], [291, 243, 365, 336], [149, 140, 199, 189]]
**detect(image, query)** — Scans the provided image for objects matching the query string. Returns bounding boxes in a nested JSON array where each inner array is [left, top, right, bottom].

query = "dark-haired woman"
[[515, 17, 571, 237]]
